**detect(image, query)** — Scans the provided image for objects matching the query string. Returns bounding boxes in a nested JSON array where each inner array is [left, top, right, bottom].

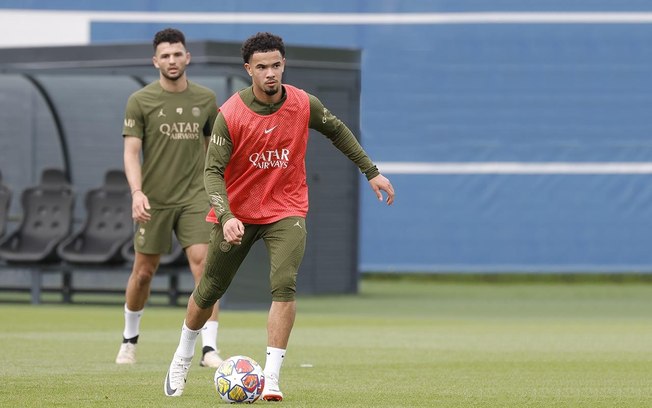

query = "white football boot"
[[200, 348, 223, 368], [164, 354, 192, 397], [261, 372, 284, 401], [115, 342, 137, 364]]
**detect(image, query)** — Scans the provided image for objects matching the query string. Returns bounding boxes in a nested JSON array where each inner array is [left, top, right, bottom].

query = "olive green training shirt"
[[122, 80, 218, 208], [205, 85, 380, 225]]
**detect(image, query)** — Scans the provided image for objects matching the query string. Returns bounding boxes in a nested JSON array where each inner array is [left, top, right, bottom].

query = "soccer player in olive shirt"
[[164, 32, 394, 399], [116, 28, 222, 368]]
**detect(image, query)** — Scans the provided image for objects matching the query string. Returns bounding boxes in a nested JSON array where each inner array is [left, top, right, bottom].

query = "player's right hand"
[[223, 218, 245, 245]]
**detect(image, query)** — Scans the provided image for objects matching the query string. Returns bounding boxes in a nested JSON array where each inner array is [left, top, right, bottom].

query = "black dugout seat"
[[57, 170, 132, 264], [0, 169, 74, 263]]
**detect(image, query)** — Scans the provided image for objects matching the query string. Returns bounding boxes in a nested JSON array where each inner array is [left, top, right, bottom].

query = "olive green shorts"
[[133, 200, 211, 254], [194, 216, 307, 307]]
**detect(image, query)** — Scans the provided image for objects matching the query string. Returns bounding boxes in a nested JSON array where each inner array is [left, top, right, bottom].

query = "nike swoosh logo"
[[165, 371, 177, 396], [264, 125, 278, 134]]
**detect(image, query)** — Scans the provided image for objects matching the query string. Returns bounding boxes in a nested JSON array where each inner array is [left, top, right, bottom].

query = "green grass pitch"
[[1, 277, 651, 407]]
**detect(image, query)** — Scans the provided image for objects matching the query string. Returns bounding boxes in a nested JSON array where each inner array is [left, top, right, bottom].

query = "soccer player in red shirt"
[[164, 32, 394, 400]]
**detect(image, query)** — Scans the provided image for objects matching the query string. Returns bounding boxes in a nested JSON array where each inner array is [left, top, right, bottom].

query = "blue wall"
[[3, 1, 652, 273]]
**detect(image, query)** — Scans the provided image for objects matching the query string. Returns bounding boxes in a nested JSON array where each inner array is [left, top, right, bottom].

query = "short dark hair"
[[241, 32, 285, 64], [153, 28, 186, 50]]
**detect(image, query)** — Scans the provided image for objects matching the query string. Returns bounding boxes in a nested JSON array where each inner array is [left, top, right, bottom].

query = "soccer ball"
[[214, 355, 265, 403]]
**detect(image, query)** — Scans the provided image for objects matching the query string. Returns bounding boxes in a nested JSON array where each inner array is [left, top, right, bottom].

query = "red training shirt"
[[206, 84, 311, 224]]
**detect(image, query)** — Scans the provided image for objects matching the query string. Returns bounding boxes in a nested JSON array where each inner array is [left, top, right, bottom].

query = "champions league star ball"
[[214, 355, 265, 403]]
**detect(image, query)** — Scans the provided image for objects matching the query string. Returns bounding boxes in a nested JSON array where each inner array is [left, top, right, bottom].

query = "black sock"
[[122, 335, 139, 344]]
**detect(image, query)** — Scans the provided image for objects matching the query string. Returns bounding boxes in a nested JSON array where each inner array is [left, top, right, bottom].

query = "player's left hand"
[[368, 174, 395, 205]]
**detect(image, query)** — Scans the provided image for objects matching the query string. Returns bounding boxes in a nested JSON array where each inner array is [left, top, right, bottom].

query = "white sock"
[[175, 321, 201, 359], [264, 347, 286, 379], [201, 320, 219, 351], [122, 304, 143, 340]]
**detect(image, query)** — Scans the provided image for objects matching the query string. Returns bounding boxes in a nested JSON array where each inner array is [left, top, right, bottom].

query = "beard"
[[161, 68, 184, 81], [264, 84, 280, 96]]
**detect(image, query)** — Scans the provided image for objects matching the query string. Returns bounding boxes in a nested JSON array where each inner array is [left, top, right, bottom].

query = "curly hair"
[[153, 28, 186, 50], [241, 32, 285, 63]]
